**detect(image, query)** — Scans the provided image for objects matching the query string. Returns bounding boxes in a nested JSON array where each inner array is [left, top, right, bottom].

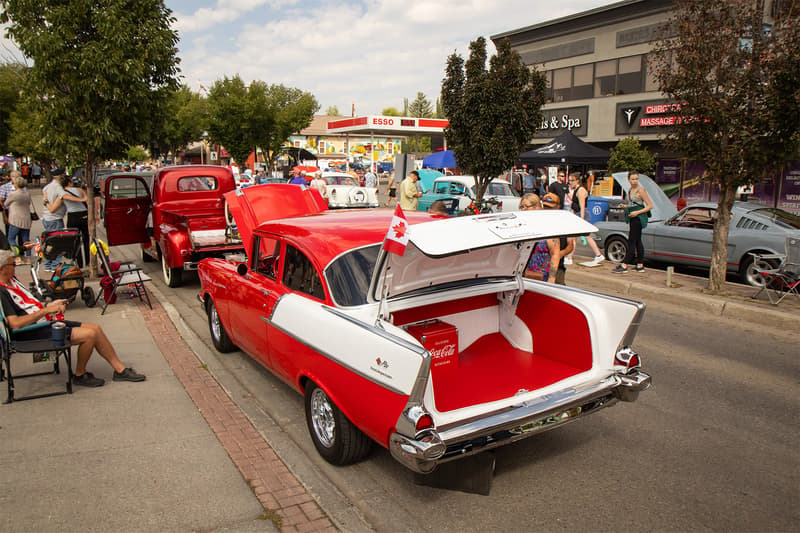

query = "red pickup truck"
[[102, 165, 244, 287]]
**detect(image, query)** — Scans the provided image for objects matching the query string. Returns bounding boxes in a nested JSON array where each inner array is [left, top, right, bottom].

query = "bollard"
[[666, 266, 674, 287]]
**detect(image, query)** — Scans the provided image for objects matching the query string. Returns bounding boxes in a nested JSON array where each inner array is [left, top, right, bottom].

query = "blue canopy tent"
[[422, 150, 456, 169]]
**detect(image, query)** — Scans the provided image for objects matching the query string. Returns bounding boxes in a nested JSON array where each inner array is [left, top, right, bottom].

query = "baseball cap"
[[542, 193, 560, 208]]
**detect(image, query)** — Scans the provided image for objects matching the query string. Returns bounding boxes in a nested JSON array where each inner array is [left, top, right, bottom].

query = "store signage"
[[533, 106, 588, 138], [616, 100, 680, 135]]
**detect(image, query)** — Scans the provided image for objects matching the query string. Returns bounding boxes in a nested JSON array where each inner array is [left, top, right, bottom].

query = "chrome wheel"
[[210, 304, 222, 340], [309, 387, 336, 448], [605, 236, 628, 263]]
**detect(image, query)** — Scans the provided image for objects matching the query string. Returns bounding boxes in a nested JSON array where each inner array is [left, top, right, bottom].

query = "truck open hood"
[[371, 210, 597, 300], [225, 184, 327, 256]]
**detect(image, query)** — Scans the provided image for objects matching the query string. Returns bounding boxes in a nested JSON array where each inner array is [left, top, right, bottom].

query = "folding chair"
[[92, 238, 152, 314], [751, 237, 800, 305], [1, 306, 73, 403]]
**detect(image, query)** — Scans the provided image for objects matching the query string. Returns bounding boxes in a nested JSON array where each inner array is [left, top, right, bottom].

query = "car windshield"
[[325, 244, 380, 306], [751, 208, 800, 229]]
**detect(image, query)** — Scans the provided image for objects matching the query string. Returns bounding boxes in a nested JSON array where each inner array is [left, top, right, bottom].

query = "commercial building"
[[492, 0, 799, 214]]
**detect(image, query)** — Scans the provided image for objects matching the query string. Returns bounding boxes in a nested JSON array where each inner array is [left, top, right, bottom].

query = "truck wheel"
[[605, 236, 628, 263], [304, 382, 372, 466], [206, 298, 236, 352], [162, 253, 182, 288]]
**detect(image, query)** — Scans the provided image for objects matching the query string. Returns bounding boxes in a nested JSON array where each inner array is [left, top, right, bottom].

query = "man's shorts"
[[12, 320, 82, 342]]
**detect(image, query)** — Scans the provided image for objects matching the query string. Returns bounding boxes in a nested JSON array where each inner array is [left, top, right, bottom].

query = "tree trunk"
[[707, 183, 736, 292], [84, 155, 98, 279]]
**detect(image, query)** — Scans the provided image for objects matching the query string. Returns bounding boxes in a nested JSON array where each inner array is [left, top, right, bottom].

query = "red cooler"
[[406, 320, 459, 369]]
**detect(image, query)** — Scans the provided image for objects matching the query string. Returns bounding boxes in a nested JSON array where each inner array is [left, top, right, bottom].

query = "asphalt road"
[[114, 242, 798, 532]]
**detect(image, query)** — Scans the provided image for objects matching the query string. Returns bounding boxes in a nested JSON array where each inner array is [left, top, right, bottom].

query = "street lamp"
[[200, 131, 209, 164]]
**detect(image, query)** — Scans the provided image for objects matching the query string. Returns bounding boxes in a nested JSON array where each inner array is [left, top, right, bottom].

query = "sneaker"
[[592, 255, 605, 264], [73, 371, 105, 387], [634, 265, 645, 272], [564, 257, 573, 265], [612, 265, 629, 274], [113, 367, 146, 382]]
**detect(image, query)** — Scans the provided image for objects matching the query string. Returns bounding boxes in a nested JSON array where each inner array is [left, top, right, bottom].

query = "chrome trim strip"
[[322, 306, 426, 355]]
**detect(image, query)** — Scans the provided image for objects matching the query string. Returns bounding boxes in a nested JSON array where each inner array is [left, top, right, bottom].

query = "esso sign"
[[372, 117, 394, 126]]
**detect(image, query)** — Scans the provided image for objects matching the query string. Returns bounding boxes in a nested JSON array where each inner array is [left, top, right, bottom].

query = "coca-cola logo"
[[430, 344, 456, 359]]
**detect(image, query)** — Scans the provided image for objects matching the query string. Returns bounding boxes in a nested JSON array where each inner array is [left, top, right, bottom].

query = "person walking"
[[548, 170, 568, 210], [385, 170, 397, 207], [31, 161, 42, 186], [63, 175, 90, 268], [612, 171, 653, 274], [523, 169, 536, 195], [4, 173, 32, 261], [568, 172, 605, 266], [399, 170, 423, 211], [364, 168, 377, 188], [309, 171, 327, 196]]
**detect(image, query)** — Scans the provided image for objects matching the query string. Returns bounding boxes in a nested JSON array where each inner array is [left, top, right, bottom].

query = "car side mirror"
[[236, 263, 248, 276]]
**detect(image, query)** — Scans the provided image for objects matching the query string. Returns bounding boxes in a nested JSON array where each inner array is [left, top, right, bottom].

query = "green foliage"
[[126, 145, 149, 162], [441, 37, 546, 203], [407, 92, 433, 118], [607, 137, 656, 174], [206, 76, 318, 170], [0, 63, 26, 154], [325, 105, 340, 116], [154, 84, 209, 159], [382, 107, 402, 116], [650, 0, 800, 291]]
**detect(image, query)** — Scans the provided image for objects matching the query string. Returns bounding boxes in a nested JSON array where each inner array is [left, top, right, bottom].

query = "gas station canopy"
[[327, 115, 448, 135]]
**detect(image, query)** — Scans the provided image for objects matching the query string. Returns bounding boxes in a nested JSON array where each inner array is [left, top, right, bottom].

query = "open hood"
[[225, 184, 327, 256], [611, 172, 677, 221], [371, 210, 597, 300]]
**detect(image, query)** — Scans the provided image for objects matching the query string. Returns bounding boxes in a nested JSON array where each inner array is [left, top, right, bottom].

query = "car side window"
[[253, 236, 280, 279], [679, 207, 714, 229], [434, 182, 447, 194], [109, 177, 148, 199], [282, 245, 324, 300]]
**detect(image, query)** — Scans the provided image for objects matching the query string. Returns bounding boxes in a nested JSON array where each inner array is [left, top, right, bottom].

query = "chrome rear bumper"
[[389, 370, 651, 474]]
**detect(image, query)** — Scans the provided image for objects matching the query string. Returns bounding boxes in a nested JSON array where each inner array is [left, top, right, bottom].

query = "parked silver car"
[[593, 173, 800, 286]]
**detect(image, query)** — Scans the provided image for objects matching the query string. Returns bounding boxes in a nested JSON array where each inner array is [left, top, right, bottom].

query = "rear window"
[[177, 176, 218, 192], [325, 244, 380, 307], [108, 177, 149, 199], [751, 208, 800, 229]]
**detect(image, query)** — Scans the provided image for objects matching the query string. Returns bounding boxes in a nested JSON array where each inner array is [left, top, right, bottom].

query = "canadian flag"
[[382, 205, 410, 256]]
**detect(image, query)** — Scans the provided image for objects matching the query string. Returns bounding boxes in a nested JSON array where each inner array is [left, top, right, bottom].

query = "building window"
[[543, 70, 553, 102], [618, 55, 644, 95], [552, 67, 571, 102], [572, 64, 593, 100], [595, 59, 617, 97]]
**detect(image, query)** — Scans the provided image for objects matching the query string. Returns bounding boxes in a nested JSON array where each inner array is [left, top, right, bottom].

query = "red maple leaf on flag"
[[392, 220, 407, 239]]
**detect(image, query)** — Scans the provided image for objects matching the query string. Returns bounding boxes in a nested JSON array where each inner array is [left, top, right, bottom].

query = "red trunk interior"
[[395, 292, 592, 413]]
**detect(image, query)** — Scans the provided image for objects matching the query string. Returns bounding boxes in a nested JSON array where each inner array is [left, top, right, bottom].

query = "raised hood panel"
[[372, 210, 597, 299], [225, 184, 327, 256]]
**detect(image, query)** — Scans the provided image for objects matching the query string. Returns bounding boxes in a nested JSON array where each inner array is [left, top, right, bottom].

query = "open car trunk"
[[392, 291, 591, 412]]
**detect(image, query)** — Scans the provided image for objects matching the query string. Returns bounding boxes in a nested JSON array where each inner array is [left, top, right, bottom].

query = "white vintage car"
[[199, 185, 651, 475], [419, 175, 520, 214], [322, 171, 379, 208]]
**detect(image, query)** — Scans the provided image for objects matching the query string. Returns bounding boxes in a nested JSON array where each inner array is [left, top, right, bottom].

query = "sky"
[[164, 0, 612, 115], [1, 1, 613, 115]]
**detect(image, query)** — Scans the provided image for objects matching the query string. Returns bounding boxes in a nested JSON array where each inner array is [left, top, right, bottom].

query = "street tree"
[[407, 92, 433, 118], [259, 84, 318, 172], [206, 76, 267, 168], [382, 107, 402, 116], [154, 84, 209, 162], [0, 0, 180, 276], [325, 105, 340, 116], [651, 0, 800, 292], [441, 37, 546, 205], [0, 62, 26, 155], [607, 137, 656, 175]]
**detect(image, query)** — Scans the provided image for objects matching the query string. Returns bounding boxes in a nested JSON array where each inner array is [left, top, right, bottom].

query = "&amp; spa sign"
[[533, 106, 588, 138], [616, 99, 681, 135]]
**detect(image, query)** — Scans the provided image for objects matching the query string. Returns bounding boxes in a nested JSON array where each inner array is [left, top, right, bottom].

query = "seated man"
[[0, 249, 145, 387]]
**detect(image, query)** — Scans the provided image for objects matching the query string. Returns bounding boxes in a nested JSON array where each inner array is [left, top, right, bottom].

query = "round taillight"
[[416, 414, 434, 431]]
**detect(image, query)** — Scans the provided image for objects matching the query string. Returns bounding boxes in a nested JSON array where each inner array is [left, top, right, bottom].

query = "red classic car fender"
[[158, 223, 190, 269]]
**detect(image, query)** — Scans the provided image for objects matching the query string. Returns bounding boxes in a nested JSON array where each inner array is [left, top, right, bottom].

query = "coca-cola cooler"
[[405, 320, 459, 370]]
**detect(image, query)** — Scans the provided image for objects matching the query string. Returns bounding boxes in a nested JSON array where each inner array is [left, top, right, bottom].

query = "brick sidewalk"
[[137, 297, 335, 533]]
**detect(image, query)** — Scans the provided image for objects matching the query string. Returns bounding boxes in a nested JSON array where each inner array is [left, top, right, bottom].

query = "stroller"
[[29, 228, 96, 307]]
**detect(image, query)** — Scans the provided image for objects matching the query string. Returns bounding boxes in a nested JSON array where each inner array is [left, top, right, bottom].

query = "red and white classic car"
[[198, 184, 651, 474]]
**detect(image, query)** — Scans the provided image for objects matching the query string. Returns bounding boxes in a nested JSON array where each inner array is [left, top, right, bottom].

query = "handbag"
[[30, 201, 40, 221]]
